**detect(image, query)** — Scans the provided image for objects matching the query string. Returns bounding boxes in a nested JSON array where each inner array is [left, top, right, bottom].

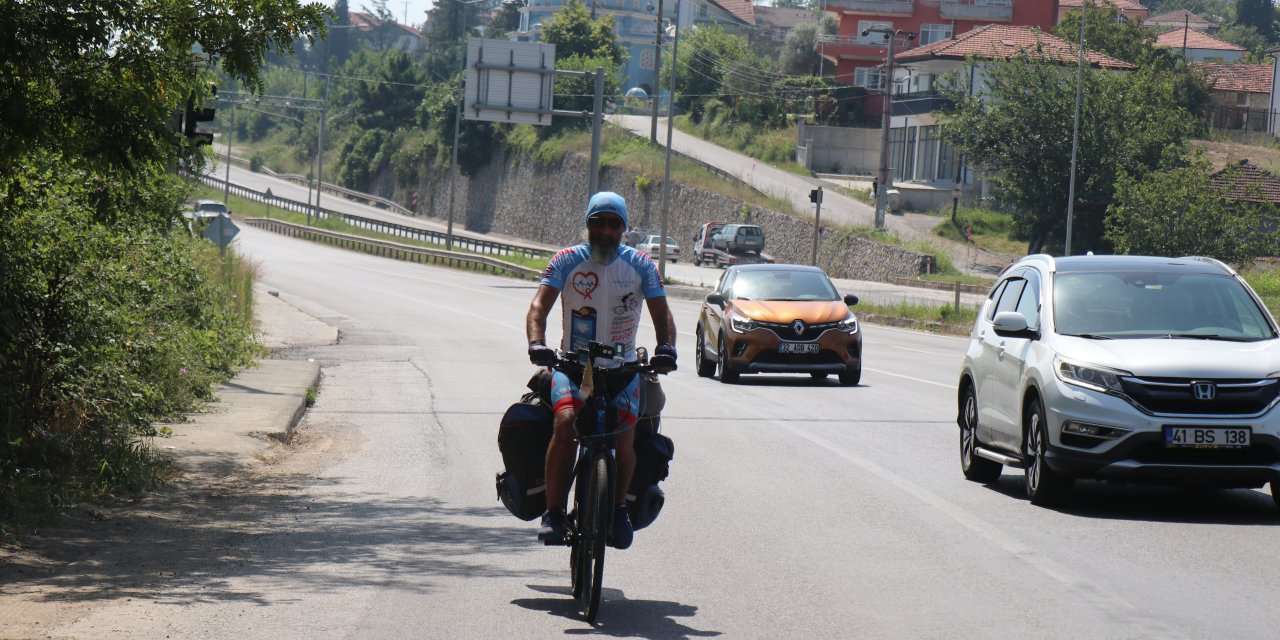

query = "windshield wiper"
[[1163, 333, 1251, 342], [1070, 333, 1113, 340]]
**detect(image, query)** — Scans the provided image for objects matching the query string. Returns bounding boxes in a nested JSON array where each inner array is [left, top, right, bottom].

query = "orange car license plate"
[[778, 342, 818, 354]]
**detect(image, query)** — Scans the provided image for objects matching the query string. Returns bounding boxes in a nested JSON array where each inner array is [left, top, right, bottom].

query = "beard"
[[588, 235, 620, 264]]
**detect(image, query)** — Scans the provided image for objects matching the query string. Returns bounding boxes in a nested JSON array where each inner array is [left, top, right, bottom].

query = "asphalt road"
[[60, 228, 1280, 638]]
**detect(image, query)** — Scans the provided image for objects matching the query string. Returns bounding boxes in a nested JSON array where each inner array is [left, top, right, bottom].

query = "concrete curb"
[[158, 289, 337, 475]]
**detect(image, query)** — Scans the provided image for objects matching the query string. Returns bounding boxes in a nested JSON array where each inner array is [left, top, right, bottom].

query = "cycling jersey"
[[541, 243, 665, 365]]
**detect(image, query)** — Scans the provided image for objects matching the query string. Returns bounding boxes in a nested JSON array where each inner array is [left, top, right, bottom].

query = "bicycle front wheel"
[[578, 452, 610, 622]]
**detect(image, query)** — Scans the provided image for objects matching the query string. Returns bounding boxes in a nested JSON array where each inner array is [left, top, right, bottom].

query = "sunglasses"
[[587, 216, 623, 230]]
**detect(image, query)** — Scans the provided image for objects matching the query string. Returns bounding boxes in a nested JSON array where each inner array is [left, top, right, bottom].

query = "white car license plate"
[[778, 342, 818, 354], [1163, 426, 1251, 448]]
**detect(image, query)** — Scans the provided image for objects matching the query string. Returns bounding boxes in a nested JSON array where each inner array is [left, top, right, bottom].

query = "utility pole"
[[1066, 6, 1086, 256], [315, 75, 328, 225], [659, 0, 681, 279], [650, 0, 665, 144], [810, 187, 823, 266], [223, 83, 234, 205], [864, 26, 914, 229]]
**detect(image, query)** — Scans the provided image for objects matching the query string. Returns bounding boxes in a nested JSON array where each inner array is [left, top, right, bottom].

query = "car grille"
[[1119, 377, 1280, 416], [1129, 442, 1280, 466], [760, 321, 840, 342]]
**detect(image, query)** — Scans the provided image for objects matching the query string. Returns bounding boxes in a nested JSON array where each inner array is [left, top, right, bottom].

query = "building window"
[[854, 67, 885, 89], [857, 21, 891, 45], [1237, 92, 1249, 107], [919, 23, 952, 46]]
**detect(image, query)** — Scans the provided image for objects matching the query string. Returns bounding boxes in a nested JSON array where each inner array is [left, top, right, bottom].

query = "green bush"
[[0, 160, 260, 524]]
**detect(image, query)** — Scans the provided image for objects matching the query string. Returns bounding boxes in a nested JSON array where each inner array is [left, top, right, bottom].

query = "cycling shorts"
[[550, 370, 641, 433]]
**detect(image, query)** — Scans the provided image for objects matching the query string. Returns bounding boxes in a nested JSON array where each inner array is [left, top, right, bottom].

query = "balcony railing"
[[826, 0, 915, 16], [940, 0, 1012, 21], [893, 91, 954, 116]]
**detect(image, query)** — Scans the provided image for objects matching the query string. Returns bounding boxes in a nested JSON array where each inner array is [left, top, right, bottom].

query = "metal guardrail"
[[197, 173, 555, 261], [226, 154, 414, 217], [244, 218, 543, 280]]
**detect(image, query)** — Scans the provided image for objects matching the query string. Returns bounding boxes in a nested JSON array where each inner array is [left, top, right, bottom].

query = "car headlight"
[[837, 314, 859, 334], [729, 312, 758, 333], [1055, 357, 1129, 394]]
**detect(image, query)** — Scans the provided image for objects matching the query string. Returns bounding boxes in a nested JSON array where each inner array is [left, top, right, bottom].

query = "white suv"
[[957, 254, 1280, 508]]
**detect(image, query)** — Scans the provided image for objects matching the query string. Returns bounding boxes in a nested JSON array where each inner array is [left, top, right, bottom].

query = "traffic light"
[[183, 83, 217, 146]]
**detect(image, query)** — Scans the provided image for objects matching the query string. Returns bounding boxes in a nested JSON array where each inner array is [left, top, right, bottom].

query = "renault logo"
[[1192, 382, 1217, 401], [792, 320, 806, 336]]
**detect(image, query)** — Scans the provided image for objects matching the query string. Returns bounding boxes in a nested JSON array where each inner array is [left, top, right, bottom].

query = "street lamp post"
[[862, 26, 914, 230], [650, 0, 665, 144]]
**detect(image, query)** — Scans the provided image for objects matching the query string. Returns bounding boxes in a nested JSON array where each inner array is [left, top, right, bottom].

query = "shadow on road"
[[979, 475, 1280, 525], [515, 584, 721, 639]]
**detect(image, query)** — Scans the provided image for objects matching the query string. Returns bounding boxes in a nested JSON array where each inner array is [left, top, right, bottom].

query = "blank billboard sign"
[[464, 38, 557, 126]]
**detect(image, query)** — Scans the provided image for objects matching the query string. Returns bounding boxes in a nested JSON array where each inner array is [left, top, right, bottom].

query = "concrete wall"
[[796, 120, 881, 175], [403, 150, 933, 282]]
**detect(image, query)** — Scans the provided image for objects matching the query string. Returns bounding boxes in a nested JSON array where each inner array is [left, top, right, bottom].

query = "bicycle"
[[550, 341, 657, 623]]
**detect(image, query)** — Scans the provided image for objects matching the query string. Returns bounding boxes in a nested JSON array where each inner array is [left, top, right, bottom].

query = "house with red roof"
[[1155, 27, 1244, 62], [348, 12, 425, 53], [892, 25, 1131, 185], [1057, 0, 1148, 24], [1194, 62, 1272, 132], [1144, 9, 1217, 33], [798, 23, 1134, 209], [1210, 160, 1280, 205], [821, 0, 1058, 106]]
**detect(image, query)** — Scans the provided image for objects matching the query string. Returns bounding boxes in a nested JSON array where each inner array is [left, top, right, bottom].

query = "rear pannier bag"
[[496, 392, 553, 521], [627, 416, 674, 530]]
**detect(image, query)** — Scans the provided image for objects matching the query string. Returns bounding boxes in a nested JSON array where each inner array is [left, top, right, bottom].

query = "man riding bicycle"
[[526, 191, 677, 550]]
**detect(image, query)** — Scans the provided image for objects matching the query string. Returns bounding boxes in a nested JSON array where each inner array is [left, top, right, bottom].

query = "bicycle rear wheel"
[[578, 452, 610, 622]]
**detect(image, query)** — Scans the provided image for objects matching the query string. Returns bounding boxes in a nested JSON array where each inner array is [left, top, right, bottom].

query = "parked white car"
[[957, 254, 1280, 508], [637, 235, 680, 262]]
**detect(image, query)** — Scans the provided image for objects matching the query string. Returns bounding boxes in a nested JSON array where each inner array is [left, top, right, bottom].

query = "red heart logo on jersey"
[[572, 272, 599, 299]]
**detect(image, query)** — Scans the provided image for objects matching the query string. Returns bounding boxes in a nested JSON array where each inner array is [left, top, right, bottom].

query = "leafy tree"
[[780, 23, 822, 76], [674, 25, 752, 113], [425, 0, 488, 83], [940, 51, 1198, 254], [540, 0, 626, 66], [1215, 24, 1267, 59], [348, 49, 427, 130], [1054, 2, 1155, 64], [1, 0, 326, 522], [489, 0, 526, 38], [1107, 157, 1279, 264], [1235, 0, 1275, 43]]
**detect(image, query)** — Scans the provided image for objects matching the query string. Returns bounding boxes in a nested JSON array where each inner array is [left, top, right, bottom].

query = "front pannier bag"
[[496, 392, 553, 521]]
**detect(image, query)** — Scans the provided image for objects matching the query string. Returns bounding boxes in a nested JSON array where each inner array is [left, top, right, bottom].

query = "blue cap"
[[585, 191, 629, 229]]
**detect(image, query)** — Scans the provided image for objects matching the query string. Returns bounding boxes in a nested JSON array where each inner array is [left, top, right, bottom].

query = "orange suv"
[[695, 264, 862, 385]]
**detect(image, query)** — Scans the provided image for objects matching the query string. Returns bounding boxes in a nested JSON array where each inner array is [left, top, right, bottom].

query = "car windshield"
[[196, 203, 227, 215], [732, 270, 838, 301], [1053, 271, 1276, 341]]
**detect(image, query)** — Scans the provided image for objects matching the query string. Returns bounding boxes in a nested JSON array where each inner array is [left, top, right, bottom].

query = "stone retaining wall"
[[401, 150, 932, 282]]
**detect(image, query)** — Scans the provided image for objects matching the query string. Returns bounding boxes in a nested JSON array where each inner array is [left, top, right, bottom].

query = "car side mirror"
[[843, 294, 859, 306], [706, 292, 725, 307], [992, 311, 1038, 339]]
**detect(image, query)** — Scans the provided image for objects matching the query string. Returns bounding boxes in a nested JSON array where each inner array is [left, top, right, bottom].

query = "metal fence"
[[1205, 105, 1274, 134], [244, 218, 544, 280], [196, 173, 554, 262]]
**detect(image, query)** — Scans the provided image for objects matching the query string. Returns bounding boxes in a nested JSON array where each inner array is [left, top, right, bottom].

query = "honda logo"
[[1192, 382, 1217, 401], [792, 320, 806, 336]]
